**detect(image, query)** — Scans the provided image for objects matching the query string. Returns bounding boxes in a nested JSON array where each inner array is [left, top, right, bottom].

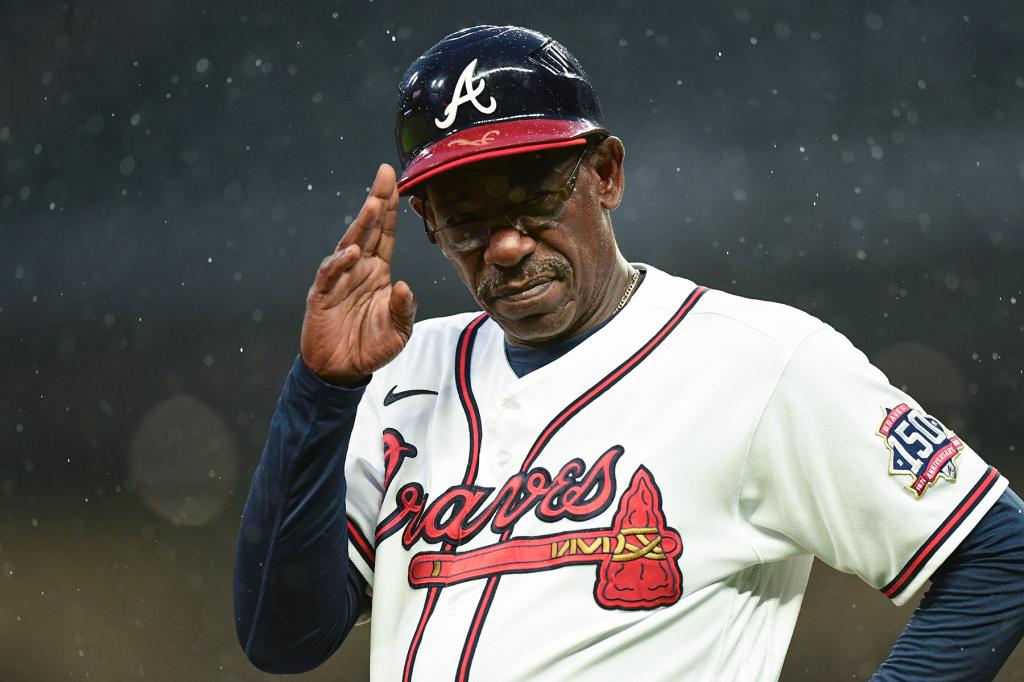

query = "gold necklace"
[[616, 267, 640, 312]]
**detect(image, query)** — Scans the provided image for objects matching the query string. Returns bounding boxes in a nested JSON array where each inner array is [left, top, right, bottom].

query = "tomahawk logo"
[[375, 441, 684, 610], [434, 58, 497, 129]]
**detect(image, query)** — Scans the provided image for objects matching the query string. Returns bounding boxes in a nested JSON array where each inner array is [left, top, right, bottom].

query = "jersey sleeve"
[[739, 326, 1008, 605], [342, 375, 386, 601]]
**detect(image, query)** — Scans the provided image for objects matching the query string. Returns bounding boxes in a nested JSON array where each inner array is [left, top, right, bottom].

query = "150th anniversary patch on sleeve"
[[878, 403, 964, 498]]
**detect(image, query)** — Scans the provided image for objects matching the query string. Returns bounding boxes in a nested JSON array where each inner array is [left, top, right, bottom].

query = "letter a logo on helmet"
[[434, 58, 497, 129]]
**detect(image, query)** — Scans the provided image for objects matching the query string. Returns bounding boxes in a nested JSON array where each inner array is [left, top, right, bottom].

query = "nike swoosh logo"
[[383, 385, 439, 406]]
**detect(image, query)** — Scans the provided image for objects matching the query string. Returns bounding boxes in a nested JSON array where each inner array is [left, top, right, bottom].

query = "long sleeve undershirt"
[[233, 354, 369, 674], [234, 327, 1024, 677], [872, 487, 1024, 681]]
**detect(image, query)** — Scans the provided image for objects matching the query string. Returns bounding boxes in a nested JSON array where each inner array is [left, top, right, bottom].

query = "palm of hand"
[[300, 164, 417, 386]]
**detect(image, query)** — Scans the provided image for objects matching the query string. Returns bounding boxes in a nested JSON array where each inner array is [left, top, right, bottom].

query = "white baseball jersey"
[[342, 263, 1006, 682]]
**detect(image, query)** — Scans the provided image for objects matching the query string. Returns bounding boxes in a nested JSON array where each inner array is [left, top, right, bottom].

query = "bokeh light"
[[128, 395, 238, 527]]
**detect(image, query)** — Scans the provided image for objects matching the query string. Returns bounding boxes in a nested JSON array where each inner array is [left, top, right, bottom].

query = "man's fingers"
[[313, 244, 362, 294], [337, 164, 397, 256], [375, 167, 401, 263], [335, 190, 379, 253], [389, 280, 417, 333], [361, 164, 399, 260]]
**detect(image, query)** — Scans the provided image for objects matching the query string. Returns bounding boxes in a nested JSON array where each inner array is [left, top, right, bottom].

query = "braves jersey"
[[341, 264, 1006, 682]]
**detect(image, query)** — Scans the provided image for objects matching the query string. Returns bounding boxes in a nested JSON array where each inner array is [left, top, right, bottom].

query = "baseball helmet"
[[394, 25, 607, 196]]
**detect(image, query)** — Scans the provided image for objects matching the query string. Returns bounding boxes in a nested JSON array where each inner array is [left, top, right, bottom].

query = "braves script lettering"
[[376, 446, 624, 548], [434, 58, 497, 129], [407, 466, 684, 610], [383, 428, 417, 492]]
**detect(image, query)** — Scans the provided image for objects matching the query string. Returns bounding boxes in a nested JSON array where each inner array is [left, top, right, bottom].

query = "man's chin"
[[490, 305, 577, 348]]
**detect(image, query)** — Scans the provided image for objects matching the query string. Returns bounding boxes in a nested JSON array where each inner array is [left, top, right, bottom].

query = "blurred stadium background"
[[1, 0, 1022, 679]]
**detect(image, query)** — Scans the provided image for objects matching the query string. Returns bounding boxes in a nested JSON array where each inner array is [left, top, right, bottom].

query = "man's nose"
[[483, 224, 537, 268]]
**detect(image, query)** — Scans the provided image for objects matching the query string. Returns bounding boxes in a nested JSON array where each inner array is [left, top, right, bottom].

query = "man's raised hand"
[[300, 164, 417, 386]]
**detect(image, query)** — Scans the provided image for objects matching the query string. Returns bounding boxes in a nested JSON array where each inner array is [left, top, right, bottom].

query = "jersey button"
[[501, 397, 519, 411], [496, 450, 510, 465]]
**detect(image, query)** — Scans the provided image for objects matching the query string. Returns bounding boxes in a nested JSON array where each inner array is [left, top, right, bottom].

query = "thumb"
[[389, 280, 417, 333]]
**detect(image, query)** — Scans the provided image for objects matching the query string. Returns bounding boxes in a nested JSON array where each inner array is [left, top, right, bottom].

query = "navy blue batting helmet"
[[394, 25, 606, 195]]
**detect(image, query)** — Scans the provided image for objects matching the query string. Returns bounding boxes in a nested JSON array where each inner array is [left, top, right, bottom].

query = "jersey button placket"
[[490, 395, 519, 472]]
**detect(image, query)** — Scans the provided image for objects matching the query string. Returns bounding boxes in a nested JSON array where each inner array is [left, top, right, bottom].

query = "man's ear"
[[408, 195, 426, 220], [408, 195, 438, 243], [589, 136, 625, 211]]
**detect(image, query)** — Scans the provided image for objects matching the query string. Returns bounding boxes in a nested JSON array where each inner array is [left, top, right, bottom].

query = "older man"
[[234, 26, 1024, 681]]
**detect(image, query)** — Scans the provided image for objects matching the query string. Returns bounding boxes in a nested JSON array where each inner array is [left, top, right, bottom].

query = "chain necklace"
[[616, 267, 641, 312]]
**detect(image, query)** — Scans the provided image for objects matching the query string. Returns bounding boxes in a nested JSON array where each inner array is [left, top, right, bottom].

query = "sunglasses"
[[421, 141, 595, 255]]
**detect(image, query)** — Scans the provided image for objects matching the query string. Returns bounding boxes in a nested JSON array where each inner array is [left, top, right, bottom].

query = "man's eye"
[[519, 192, 560, 216], [445, 215, 476, 228], [449, 222, 485, 242]]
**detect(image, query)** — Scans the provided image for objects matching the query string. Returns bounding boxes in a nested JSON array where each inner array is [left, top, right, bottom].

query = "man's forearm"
[[873, 489, 1024, 681], [233, 354, 369, 674]]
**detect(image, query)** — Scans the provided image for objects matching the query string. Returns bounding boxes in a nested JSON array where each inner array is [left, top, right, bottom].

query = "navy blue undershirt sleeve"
[[233, 354, 369, 674], [873, 488, 1024, 681]]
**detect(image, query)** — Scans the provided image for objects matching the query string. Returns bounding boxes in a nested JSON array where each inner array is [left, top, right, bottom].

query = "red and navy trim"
[[347, 517, 375, 570], [457, 285, 709, 681], [456, 314, 488, 487], [882, 466, 1001, 600], [403, 313, 488, 682], [522, 285, 708, 469]]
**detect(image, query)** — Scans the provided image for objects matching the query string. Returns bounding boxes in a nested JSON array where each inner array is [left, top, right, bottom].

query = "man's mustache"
[[477, 257, 571, 301]]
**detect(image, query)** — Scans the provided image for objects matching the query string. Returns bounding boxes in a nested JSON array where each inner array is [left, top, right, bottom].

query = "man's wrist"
[[290, 354, 370, 409]]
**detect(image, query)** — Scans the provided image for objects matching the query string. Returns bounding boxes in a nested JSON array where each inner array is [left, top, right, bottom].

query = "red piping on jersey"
[[456, 285, 709, 681], [347, 517, 375, 569], [458, 314, 488, 486], [881, 466, 1000, 599], [403, 313, 488, 682], [457, 575, 499, 680], [522, 286, 708, 472]]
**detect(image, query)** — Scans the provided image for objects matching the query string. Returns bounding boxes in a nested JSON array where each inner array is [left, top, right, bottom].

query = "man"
[[234, 26, 1024, 680]]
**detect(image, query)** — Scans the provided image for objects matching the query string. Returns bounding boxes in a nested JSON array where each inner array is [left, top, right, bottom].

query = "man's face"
[[419, 141, 622, 346]]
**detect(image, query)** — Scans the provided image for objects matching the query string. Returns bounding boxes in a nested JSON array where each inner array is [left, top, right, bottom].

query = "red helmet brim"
[[397, 118, 601, 196]]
